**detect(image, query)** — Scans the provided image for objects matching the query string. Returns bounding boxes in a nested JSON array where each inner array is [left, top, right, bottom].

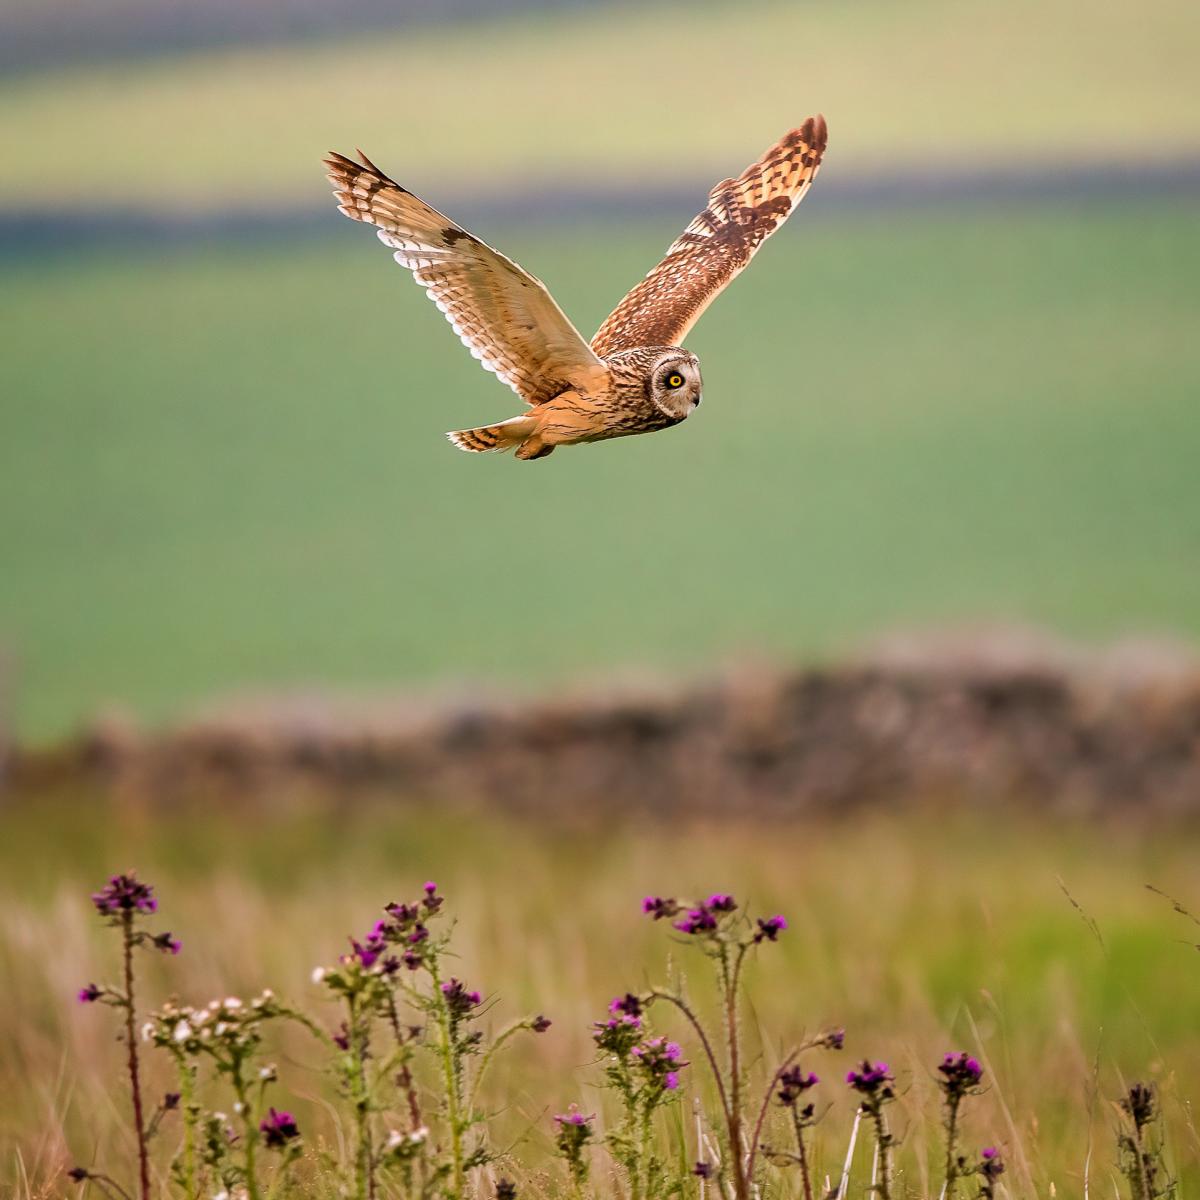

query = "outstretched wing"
[[590, 117, 828, 357], [325, 151, 608, 407]]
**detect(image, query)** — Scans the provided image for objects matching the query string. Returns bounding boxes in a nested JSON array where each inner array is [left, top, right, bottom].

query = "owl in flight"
[[324, 117, 827, 460]]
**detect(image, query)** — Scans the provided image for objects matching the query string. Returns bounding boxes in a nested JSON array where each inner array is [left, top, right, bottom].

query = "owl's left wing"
[[590, 117, 827, 358], [325, 150, 608, 407]]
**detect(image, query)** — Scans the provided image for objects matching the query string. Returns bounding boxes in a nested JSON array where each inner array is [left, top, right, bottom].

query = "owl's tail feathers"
[[447, 414, 544, 456]]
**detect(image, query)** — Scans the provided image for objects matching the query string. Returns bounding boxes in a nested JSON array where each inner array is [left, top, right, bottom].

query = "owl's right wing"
[[325, 151, 609, 407], [590, 117, 827, 357]]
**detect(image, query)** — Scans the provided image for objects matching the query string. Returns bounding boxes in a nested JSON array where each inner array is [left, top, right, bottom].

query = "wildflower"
[[642, 896, 680, 920], [350, 920, 389, 969], [631, 1036, 688, 1090], [67, 1167, 90, 1183], [402, 950, 422, 970], [423, 881, 444, 913], [441, 978, 482, 1018], [332, 1021, 351, 1051], [980, 1147, 1004, 1181], [706, 893, 737, 913], [555, 1105, 593, 1128], [496, 1179, 518, 1200], [531, 1014, 552, 1033], [259, 1064, 277, 1082], [386, 900, 420, 926], [846, 1060, 893, 1096], [259, 1107, 300, 1148], [822, 1028, 846, 1050], [91, 873, 157, 916], [151, 931, 182, 955], [673, 906, 718, 935], [311, 967, 326, 984], [78, 983, 102, 1004], [173, 1019, 192, 1043], [938, 1052, 984, 1097], [1122, 1082, 1156, 1130], [592, 1011, 642, 1057], [777, 1065, 820, 1106], [693, 1162, 713, 1179], [163, 1092, 181, 1110], [608, 992, 643, 1018], [754, 915, 788, 943]]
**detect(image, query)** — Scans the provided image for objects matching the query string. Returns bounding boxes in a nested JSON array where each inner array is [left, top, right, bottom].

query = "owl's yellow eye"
[[666, 373, 684, 389]]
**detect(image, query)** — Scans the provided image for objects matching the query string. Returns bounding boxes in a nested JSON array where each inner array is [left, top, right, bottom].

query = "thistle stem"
[[943, 1095, 961, 1199], [120, 912, 151, 1200], [647, 990, 732, 1128]]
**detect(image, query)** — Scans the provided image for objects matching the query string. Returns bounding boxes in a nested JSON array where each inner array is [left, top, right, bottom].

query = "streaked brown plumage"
[[323, 116, 827, 461]]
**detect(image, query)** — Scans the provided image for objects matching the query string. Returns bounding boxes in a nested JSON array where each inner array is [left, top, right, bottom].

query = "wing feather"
[[324, 151, 607, 406], [590, 117, 828, 357]]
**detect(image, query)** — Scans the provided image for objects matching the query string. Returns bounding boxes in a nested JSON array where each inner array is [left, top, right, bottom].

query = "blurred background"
[[1, 0, 1199, 1190]]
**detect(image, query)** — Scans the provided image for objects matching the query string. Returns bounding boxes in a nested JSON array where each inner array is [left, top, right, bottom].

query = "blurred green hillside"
[[0, 0, 1196, 210], [2, 201, 1198, 740]]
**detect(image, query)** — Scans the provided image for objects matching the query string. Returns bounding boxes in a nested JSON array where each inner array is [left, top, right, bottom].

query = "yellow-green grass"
[[0, 0, 1196, 210], [2, 200, 1200, 742], [3, 796, 1199, 1195]]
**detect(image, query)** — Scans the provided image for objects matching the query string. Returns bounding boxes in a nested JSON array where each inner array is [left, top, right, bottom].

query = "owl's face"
[[649, 352, 703, 420]]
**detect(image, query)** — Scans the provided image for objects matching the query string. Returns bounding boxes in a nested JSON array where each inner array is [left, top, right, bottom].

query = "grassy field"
[[2, 199, 1199, 741], [0, 0, 1196, 209], [4, 797, 1199, 1195]]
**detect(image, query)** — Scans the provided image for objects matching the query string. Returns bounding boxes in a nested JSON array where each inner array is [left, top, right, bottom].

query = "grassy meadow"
[[2, 199, 1199, 740], [4, 797, 1200, 1195], [0, 0, 1196, 209]]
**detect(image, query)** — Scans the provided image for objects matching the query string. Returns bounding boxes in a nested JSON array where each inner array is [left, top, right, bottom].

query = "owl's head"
[[648, 350, 703, 420]]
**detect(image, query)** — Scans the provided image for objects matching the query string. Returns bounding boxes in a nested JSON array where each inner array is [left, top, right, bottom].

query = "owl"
[[324, 117, 827, 460]]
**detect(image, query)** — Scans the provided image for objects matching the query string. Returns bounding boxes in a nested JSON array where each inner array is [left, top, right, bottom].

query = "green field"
[[0, 0, 1196, 209], [2, 200, 1199, 740], [4, 799, 1199, 1194]]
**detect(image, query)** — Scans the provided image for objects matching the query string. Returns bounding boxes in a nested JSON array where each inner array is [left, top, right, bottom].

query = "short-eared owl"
[[324, 117, 827, 461]]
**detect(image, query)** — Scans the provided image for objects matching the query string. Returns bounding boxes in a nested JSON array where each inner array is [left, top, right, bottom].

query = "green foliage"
[[2, 201, 1198, 739]]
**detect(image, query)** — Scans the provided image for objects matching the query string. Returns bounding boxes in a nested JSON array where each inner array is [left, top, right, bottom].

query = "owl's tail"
[[446, 414, 541, 455]]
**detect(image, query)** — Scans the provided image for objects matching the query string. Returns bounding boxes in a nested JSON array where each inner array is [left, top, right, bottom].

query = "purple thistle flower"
[[259, 1106, 300, 1148], [706, 893, 737, 913], [402, 950, 422, 970], [554, 1105, 594, 1128], [441, 977, 482, 1018], [162, 1092, 181, 1110], [846, 1060, 893, 1095], [777, 1065, 820, 1106], [642, 896, 680, 920], [673, 907, 719, 935], [386, 901, 419, 925], [609, 992, 643, 1018], [332, 1021, 351, 1051], [78, 983, 102, 1004], [423, 881, 443, 913], [531, 1014, 552, 1033], [823, 1028, 846, 1050], [91, 873, 157, 917], [67, 1167, 90, 1183], [693, 1162, 713, 1180], [938, 1051, 984, 1097], [632, 1036, 690, 1089], [496, 1180, 517, 1200], [152, 931, 182, 955], [979, 1147, 1005, 1183], [754, 915, 788, 943]]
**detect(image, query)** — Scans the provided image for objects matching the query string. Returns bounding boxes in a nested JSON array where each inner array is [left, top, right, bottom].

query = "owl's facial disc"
[[652, 355, 703, 420]]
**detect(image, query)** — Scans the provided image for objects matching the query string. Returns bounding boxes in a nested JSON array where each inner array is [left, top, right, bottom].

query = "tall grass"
[[4, 793, 1198, 1195]]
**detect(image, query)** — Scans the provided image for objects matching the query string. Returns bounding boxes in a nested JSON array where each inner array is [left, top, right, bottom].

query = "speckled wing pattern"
[[590, 116, 828, 358], [324, 151, 608, 407]]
